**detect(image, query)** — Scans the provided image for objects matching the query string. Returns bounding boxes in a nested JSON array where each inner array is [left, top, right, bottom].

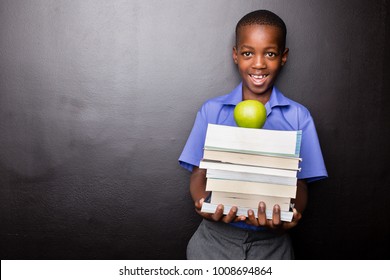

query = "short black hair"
[[235, 10, 287, 50]]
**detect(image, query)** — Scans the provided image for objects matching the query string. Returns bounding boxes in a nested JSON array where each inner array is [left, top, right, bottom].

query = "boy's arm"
[[190, 166, 246, 223], [292, 179, 308, 214], [246, 179, 307, 230]]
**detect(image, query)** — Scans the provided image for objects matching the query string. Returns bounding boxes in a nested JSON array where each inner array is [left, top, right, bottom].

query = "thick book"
[[203, 148, 301, 171], [206, 168, 297, 186], [200, 160, 297, 178], [204, 124, 302, 158], [210, 191, 291, 211], [201, 202, 293, 222], [206, 178, 297, 198]]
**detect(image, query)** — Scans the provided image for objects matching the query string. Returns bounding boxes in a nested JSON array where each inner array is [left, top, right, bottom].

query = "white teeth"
[[251, 74, 267, 79]]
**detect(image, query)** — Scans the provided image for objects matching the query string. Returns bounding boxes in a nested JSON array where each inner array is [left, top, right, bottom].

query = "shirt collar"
[[268, 86, 291, 108], [218, 83, 243, 106], [220, 83, 291, 109]]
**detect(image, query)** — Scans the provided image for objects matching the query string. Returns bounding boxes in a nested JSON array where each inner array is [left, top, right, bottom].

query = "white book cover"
[[204, 124, 302, 157]]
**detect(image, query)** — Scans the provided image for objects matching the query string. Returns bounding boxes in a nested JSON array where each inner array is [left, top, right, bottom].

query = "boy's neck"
[[242, 87, 272, 105]]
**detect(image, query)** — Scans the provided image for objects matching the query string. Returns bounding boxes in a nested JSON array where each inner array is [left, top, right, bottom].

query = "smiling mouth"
[[249, 74, 268, 85]]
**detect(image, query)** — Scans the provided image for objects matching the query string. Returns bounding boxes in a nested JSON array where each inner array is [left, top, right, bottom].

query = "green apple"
[[234, 100, 267, 128]]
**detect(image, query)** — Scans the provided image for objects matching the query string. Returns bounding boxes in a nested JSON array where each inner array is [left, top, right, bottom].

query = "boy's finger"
[[271, 204, 281, 227], [282, 208, 302, 230], [292, 208, 302, 222], [211, 204, 224, 221], [234, 215, 247, 222], [247, 209, 259, 226], [194, 198, 204, 212], [222, 206, 238, 223], [257, 202, 267, 226]]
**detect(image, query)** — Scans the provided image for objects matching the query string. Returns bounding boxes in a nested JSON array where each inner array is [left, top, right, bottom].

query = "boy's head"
[[233, 10, 289, 102], [235, 10, 287, 50]]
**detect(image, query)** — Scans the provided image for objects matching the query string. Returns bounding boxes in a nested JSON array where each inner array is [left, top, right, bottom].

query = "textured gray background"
[[1, 0, 389, 259]]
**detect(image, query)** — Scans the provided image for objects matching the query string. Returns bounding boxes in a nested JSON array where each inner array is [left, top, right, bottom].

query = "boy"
[[179, 10, 327, 259]]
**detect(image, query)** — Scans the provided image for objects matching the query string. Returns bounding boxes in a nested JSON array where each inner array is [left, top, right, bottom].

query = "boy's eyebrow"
[[239, 44, 280, 50], [239, 45, 255, 50]]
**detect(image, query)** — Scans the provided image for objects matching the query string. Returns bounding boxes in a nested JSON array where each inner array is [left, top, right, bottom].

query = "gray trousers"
[[187, 219, 294, 260]]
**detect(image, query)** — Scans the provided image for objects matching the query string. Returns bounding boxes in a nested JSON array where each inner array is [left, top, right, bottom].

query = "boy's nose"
[[252, 55, 266, 69]]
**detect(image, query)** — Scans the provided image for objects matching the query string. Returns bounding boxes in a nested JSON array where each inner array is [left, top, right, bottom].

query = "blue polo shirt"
[[179, 83, 328, 230]]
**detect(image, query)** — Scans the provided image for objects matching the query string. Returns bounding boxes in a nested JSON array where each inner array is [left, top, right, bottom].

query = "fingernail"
[[259, 202, 265, 213]]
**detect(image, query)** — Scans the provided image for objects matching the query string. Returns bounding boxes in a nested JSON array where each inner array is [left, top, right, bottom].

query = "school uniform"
[[179, 83, 328, 259]]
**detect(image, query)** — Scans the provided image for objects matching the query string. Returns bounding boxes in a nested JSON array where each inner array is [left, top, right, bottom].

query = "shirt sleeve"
[[297, 110, 328, 183], [178, 107, 208, 172]]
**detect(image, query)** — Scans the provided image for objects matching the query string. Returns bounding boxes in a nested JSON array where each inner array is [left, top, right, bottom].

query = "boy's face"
[[233, 24, 288, 102]]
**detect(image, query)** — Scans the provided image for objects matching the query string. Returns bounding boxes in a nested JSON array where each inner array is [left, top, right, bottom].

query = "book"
[[210, 191, 291, 211], [206, 178, 297, 198], [204, 124, 302, 158], [199, 124, 301, 222], [206, 168, 297, 186], [201, 202, 294, 222], [200, 160, 297, 178], [203, 148, 301, 171]]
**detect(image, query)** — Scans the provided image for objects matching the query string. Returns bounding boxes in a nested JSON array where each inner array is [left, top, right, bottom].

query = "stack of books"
[[200, 124, 302, 222]]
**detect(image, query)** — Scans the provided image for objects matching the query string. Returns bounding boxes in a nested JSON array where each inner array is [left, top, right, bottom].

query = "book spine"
[[210, 191, 291, 211], [203, 149, 302, 171], [200, 160, 297, 177], [206, 178, 297, 198], [206, 169, 297, 186]]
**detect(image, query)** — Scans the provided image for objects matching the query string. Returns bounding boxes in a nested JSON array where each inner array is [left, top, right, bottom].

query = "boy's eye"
[[242, 52, 253, 57], [266, 52, 277, 57]]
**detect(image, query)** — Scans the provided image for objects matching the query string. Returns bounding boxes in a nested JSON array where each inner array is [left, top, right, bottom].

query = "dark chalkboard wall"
[[1, 0, 389, 259]]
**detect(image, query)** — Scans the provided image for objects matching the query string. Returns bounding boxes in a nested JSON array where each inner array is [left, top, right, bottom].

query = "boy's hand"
[[195, 198, 246, 223], [246, 202, 302, 230]]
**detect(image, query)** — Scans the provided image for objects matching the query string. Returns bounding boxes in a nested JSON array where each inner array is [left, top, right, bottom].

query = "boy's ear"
[[281, 48, 289, 66], [233, 46, 238, 64]]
